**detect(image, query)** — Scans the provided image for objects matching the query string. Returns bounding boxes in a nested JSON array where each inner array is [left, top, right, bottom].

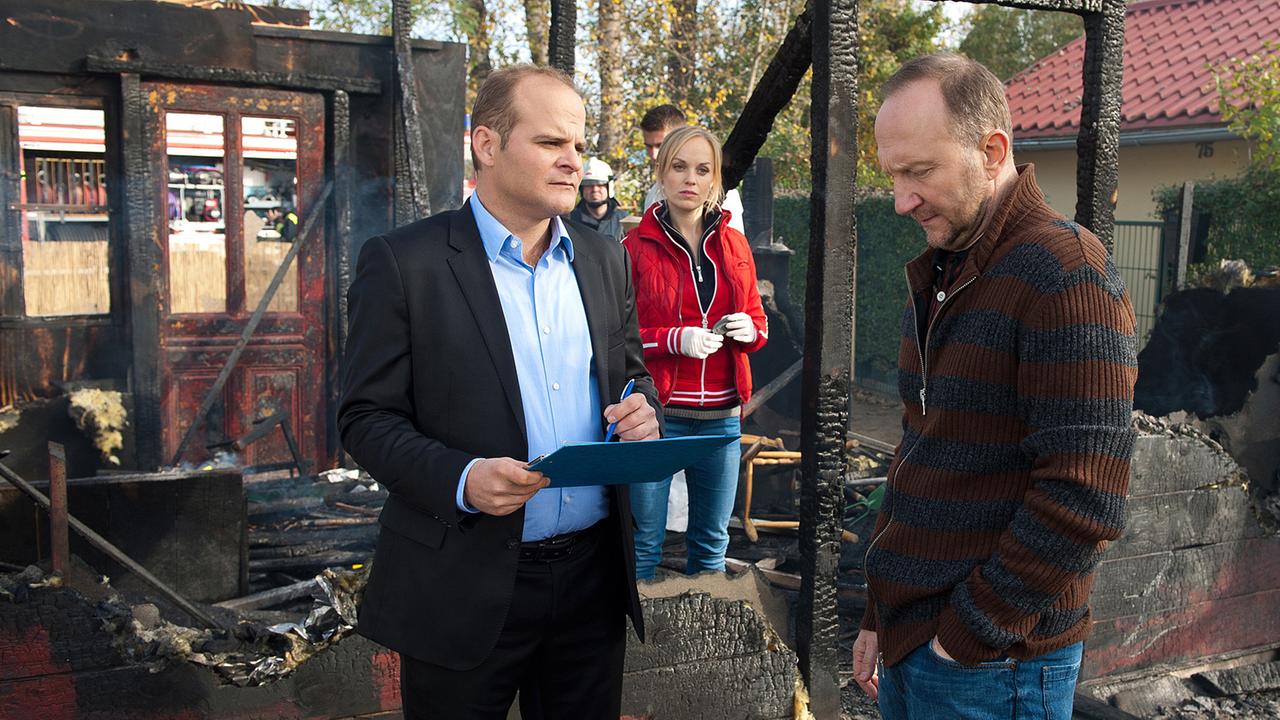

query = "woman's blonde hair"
[[655, 125, 725, 214]]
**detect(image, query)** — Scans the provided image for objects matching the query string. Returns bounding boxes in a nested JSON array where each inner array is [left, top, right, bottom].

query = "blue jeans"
[[630, 415, 741, 580], [878, 641, 1083, 720]]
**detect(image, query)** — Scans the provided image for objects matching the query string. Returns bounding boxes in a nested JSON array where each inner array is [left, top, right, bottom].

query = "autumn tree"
[[958, 4, 1081, 81], [1217, 41, 1280, 172]]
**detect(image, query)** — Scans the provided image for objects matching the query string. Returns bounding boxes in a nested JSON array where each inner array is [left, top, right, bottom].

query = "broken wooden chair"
[[738, 433, 858, 544]]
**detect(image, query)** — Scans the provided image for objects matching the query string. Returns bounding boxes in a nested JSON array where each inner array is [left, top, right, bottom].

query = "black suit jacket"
[[338, 200, 659, 671]]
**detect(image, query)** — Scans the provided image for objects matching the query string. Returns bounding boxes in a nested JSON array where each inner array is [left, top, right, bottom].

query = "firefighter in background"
[[567, 158, 626, 242], [266, 206, 299, 241]]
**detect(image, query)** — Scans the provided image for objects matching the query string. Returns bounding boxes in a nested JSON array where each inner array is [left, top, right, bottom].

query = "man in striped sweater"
[[851, 53, 1139, 719]]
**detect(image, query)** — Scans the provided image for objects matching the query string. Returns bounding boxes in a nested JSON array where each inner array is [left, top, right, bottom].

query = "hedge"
[[772, 193, 925, 386], [1153, 168, 1280, 279]]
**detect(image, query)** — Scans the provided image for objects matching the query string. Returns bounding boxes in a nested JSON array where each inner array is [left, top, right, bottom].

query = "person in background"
[[266, 205, 298, 241], [567, 158, 626, 241], [622, 125, 768, 580], [638, 105, 745, 235]]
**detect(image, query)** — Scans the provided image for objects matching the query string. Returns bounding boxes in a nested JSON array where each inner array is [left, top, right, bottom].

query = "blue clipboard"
[[528, 434, 739, 488]]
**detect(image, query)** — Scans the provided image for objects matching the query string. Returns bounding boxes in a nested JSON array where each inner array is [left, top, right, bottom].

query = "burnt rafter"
[[547, 0, 576, 75], [722, 3, 813, 192], [393, 0, 433, 220], [84, 57, 382, 95]]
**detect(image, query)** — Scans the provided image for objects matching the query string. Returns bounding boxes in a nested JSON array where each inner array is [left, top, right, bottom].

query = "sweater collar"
[[904, 163, 1045, 294]]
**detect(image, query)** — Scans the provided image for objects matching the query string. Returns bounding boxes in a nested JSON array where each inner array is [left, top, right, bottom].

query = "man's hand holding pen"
[[604, 386, 660, 442]]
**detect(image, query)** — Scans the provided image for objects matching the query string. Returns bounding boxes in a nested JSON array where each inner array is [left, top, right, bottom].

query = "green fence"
[[1112, 220, 1166, 343]]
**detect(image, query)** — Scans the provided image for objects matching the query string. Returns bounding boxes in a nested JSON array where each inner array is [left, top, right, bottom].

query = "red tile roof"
[[1005, 0, 1280, 139]]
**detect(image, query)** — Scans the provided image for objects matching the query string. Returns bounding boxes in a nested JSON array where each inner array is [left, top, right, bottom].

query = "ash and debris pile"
[[246, 467, 384, 595], [1, 560, 370, 687], [1149, 690, 1280, 720]]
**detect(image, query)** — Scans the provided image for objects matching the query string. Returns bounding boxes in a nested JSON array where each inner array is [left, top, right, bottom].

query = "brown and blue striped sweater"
[[860, 165, 1139, 668]]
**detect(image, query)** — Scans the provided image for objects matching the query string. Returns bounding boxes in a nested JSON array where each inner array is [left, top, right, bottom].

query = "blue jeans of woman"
[[630, 415, 741, 580], [878, 640, 1084, 720]]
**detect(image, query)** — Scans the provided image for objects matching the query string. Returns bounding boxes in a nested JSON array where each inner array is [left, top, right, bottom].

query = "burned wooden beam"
[[547, 0, 576, 75], [744, 358, 802, 417], [121, 72, 164, 471], [797, 0, 857, 712], [722, 3, 813, 192], [392, 0, 432, 220], [1073, 0, 1125, 249], [0, 104, 20, 322], [85, 57, 382, 95], [331, 89, 353, 461], [213, 578, 318, 612], [47, 442, 68, 575]]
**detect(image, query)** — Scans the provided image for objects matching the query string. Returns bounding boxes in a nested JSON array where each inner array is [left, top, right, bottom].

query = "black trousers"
[[399, 524, 628, 720]]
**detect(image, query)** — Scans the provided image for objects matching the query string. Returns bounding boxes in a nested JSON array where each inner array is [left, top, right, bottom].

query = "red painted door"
[[148, 83, 326, 471]]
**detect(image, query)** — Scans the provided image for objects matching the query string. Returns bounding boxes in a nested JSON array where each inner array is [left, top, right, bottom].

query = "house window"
[[17, 106, 111, 316]]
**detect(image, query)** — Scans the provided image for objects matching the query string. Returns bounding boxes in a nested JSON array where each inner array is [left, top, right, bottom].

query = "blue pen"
[[604, 378, 636, 442]]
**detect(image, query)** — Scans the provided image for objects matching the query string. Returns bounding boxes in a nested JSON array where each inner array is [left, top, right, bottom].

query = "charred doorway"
[[147, 84, 327, 471]]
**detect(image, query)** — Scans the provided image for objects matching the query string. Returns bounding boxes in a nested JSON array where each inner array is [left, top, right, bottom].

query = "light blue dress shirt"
[[454, 195, 609, 541]]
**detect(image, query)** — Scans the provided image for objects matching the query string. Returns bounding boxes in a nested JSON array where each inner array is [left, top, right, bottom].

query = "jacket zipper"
[[863, 270, 977, 617], [699, 237, 722, 406], [661, 226, 717, 407]]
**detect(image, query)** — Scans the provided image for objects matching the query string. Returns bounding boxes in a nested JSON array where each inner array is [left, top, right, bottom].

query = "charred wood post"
[[722, 4, 813, 192], [547, 0, 576, 75], [798, 0, 857, 712], [1075, 0, 1125, 250], [121, 72, 164, 471], [330, 89, 353, 462], [47, 442, 67, 575], [393, 0, 432, 222], [0, 105, 19, 323]]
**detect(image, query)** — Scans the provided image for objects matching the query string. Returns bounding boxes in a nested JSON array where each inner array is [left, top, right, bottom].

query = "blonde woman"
[[621, 126, 768, 579]]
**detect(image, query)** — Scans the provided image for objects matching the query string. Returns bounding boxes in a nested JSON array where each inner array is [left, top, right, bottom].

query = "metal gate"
[[1112, 220, 1166, 343]]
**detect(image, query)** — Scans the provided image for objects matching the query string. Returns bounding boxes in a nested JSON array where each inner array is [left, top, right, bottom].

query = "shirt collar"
[[470, 193, 575, 264]]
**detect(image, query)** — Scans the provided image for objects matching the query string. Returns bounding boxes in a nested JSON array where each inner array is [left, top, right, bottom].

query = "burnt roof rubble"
[[2, 560, 369, 688]]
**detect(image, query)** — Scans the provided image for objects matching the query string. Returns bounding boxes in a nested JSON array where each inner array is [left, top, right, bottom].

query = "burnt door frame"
[[145, 82, 327, 471]]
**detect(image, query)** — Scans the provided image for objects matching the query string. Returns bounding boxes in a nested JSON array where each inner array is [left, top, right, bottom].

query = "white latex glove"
[[678, 327, 725, 359], [721, 312, 758, 343]]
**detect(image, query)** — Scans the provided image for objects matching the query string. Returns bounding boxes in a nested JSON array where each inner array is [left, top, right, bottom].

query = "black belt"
[[519, 523, 598, 562]]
